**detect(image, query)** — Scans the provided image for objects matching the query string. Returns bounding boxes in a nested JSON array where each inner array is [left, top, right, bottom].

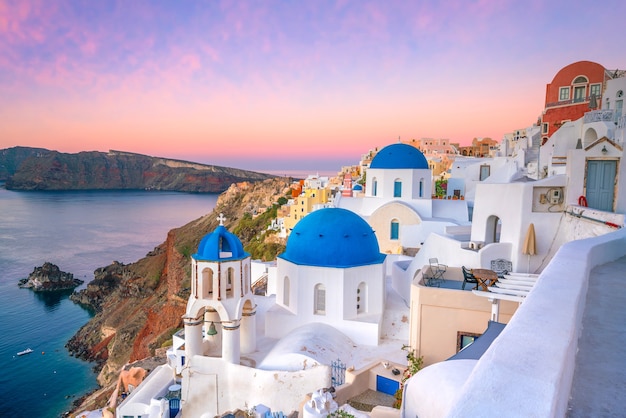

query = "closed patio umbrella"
[[522, 223, 536, 272]]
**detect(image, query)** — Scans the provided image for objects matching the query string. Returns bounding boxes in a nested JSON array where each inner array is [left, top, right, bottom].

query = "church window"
[[226, 267, 234, 298], [419, 179, 424, 197], [372, 178, 378, 196], [394, 180, 402, 197], [314, 284, 326, 315], [357, 282, 367, 314], [283, 276, 290, 306], [390, 220, 399, 240]]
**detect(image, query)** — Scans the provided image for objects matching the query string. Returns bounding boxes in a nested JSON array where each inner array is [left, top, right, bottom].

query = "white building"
[[265, 207, 387, 346], [335, 142, 469, 254]]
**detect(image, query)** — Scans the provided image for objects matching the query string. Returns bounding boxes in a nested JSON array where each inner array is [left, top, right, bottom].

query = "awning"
[[446, 321, 506, 361]]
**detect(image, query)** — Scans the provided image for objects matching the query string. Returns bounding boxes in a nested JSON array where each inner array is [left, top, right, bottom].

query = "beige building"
[[408, 267, 518, 366], [401, 138, 459, 177]]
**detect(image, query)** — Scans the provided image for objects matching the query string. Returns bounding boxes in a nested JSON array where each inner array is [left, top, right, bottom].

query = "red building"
[[540, 61, 611, 144]]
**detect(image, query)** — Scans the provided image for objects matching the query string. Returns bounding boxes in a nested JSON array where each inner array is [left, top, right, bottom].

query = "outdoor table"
[[472, 269, 499, 291]]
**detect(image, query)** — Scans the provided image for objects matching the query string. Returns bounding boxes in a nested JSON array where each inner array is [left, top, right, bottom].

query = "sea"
[[0, 185, 218, 417]]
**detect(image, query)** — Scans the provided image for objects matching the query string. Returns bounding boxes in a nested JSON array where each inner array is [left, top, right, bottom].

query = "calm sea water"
[[0, 186, 217, 417]]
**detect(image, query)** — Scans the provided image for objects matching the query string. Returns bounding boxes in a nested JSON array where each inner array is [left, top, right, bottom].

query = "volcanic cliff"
[[0, 146, 274, 192], [66, 177, 293, 413]]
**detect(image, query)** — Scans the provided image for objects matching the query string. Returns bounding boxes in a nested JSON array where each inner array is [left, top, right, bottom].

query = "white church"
[[335, 142, 469, 254], [116, 208, 409, 418]]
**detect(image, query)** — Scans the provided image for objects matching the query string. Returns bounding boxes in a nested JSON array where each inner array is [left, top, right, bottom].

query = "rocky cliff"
[[1, 147, 275, 192], [66, 177, 293, 413]]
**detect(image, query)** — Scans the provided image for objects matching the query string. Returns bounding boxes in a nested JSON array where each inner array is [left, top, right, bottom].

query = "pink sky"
[[1, 0, 624, 172]]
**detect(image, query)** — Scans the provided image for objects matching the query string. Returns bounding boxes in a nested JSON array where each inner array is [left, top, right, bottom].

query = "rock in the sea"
[[18, 262, 84, 291]]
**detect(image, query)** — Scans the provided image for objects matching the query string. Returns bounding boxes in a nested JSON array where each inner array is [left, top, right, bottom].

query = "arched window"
[[419, 178, 424, 197], [203, 268, 214, 299], [314, 284, 326, 315], [357, 282, 367, 314], [226, 267, 234, 298], [283, 276, 290, 306], [390, 219, 399, 240], [372, 178, 378, 196], [394, 179, 402, 197]]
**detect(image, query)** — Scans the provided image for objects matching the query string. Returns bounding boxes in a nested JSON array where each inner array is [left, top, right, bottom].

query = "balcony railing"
[[546, 94, 601, 108], [583, 109, 615, 123]]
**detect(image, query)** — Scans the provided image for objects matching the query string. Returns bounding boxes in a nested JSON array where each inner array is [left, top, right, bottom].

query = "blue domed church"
[[265, 207, 387, 346], [336, 142, 468, 254]]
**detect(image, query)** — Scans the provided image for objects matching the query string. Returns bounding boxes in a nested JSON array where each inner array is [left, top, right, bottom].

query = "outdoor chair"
[[429, 258, 447, 282], [462, 266, 479, 290], [422, 269, 441, 287]]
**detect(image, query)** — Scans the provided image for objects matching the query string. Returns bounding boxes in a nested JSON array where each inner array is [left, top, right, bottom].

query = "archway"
[[485, 215, 501, 244]]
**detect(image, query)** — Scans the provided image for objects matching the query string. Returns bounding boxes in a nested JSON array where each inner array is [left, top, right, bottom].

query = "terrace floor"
[[567, 255, 626, 417]]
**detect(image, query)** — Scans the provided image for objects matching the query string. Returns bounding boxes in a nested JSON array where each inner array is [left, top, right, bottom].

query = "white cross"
[[217, 213, 226, 226]]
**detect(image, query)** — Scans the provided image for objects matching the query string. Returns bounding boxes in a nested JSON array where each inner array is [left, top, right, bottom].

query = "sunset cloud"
[[0, 0, 624, 172]]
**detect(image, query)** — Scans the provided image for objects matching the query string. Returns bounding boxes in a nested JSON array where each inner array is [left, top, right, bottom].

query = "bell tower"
[[183, 213, 256, 364]]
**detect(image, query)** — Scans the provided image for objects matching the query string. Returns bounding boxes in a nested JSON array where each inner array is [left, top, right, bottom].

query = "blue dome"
[[193, 225, 249, 262], [370, 143, 429, 169], [353, 184, 363, 191], [279, 208, 385, 268]]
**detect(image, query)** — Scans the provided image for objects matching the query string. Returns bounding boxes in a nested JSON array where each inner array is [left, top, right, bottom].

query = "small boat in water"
[[17, 348, 33, 356]]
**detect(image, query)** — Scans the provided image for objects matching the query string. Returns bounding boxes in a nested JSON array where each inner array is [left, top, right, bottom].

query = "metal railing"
[[546, 94, 601, 108], [583, 109, 615, 123]]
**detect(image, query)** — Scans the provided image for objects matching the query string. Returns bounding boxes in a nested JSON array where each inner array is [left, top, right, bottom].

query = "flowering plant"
[[393, 344, 423, 408]]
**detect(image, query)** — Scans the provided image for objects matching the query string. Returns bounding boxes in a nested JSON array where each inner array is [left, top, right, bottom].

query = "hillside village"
[[77, 60, 626, 418]]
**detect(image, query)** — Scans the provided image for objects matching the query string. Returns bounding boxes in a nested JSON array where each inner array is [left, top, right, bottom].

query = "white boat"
[[17, 348, 33, 356]]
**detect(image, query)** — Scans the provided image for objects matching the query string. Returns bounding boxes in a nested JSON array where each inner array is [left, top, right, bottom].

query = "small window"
[[542, 123, 549, 134], [573, 76, 588, 84], [457, 331, 481, 352], [394, 180, 402, 197], [559, 87, 570, 101], [390, 220, 399, 240], [283, 276, 290, 306], [372, 179, 378, 196], [590, 83, 601, 97], [314, 284, 326, 315], [419, 179, 424, 197]]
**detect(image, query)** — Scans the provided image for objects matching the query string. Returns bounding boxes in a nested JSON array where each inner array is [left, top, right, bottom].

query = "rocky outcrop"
[[69, 261, 132, 312], [66, 177, 293, 413], [1, 147, 276, 192], [18, 262, 84, 291]]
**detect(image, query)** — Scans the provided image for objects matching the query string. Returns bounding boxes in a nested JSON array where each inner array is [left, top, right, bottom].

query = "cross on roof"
[[217, 213, 226, 226]]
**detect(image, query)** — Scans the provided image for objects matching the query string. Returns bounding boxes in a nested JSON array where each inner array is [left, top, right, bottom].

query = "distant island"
[[0, 146, 276, 192], [18, 262, 84, 291]]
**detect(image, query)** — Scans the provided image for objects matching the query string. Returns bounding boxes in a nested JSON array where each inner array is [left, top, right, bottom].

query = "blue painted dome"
[[370, 143, 429, 169], [194, 224, 249, 262], [279, 208, 385, 268], [353, 184, 363, 191]]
